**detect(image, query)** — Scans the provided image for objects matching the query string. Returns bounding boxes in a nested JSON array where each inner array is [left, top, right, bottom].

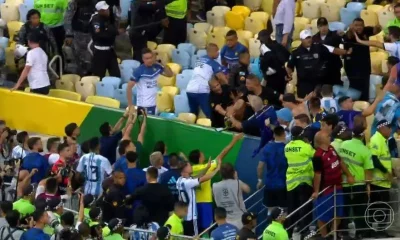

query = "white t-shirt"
[[186, 56, 223, 94], [11, 145, 28, 159], [384, 42, 400, 58], [176, 177, 200, 221], [25, 47, 50, 89], [321, 97, 339, 113], [77, 153, 112, 196]]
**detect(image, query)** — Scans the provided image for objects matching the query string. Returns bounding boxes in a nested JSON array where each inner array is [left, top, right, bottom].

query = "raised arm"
[[216, 133, 244, 161]]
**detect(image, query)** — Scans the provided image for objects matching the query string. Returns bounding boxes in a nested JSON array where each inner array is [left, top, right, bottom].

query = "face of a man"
[[210, 81, 222, 94], [225, 35, 237, 48], [142, 53, 154, 66], [395, 6, 400, 19]]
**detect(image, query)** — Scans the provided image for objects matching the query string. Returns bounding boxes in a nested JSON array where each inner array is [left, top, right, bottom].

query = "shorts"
[[314, 190, 344, 223], [263, 188, 287, 208], [196, 202, 213, 231]]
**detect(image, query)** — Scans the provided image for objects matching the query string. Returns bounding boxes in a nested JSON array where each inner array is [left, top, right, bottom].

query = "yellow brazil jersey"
[[192, 161, 217, 203]]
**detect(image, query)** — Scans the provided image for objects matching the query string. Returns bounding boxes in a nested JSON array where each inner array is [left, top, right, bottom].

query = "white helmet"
[[14, 44, 28, 59], [0, 19, 6, 28]]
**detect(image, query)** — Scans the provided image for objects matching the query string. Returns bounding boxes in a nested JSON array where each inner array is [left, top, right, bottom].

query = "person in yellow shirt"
[[164, 201, 188, 236]]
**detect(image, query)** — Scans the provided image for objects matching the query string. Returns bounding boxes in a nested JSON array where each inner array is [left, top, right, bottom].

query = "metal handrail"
[[48, 54, 63, 79], [198, 185, 266, 237]]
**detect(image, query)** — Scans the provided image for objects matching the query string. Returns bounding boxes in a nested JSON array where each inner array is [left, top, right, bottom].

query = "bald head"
[[314, 131, 330, 149]]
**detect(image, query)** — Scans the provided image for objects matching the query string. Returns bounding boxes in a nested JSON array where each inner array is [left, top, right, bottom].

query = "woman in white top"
[[12, 30, 50, 94]]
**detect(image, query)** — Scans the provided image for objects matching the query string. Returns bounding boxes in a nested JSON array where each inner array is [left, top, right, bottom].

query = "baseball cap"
[[338, 96, 350, 105], [300, 29, 313, 40], [157, 225, 171, 240], [95, 1, 109, 11], [377, 119, 390, 129], [108, 218, 126, 231], [242, 212, 257, 225], [277, 108, 293, 122], [46, 197, 63, 211], [291, 126, 304, 138]]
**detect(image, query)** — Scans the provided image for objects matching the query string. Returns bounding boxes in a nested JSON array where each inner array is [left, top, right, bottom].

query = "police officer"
[[102, 170, 129, 224], [64, 0, 97, 75], [286, 29, 351, 98], [90, 1, 121, 79], [163, 0, 188, 45]]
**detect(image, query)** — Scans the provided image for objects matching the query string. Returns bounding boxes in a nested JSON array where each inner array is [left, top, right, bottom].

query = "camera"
[[136, 106, 146, 115]]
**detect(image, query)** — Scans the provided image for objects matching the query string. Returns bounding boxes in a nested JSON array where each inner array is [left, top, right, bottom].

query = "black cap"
[[338, 96, 350, 105], [108, 218, 125, 231], [269, 207, 286, 220], [157, 225, 171, 240], [83, 195, 95, 208], [291, 126, 304, 138], [377, 119, 391, 129], [23, 184, 34, 196], [242, 212, 257, 225], [317, 17, 328, 27], [282, 93, 300, 104], [46, 197, 63, 211]]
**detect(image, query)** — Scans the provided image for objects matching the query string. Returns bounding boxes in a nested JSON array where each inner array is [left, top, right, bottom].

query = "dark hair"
[[394, 3, 400, 9], [126, 151, 138, 163], [78, 222, 91, 237], [226, 30, 237, 37], [220, 163, 235, 180], [58, 142, 70, 153], [27, 137, 41, 150], [294, 114, 311, 124], [32, 209, 46, 222], [321, 84, 333, 97], [246, 73, 259, 82], [45, 177, 58, 194], [153, 141, 166, 154], [142, 48, 153, 55], [146, 167, 158, 180], [0, 201, 12, 215], [332, 125, 352, 141], [99, 122, 110, 137], [65, 123, 78, 137], [273, 126, 285, 137], [34, 198, 47, 211], [27, 30, 42, 44], [309, 97, 321, 109], [81, 140, 90, 154], [321, 114, 339, 129], [317, 17, 328, 27], [59, 228, 81, 240], [5, 210, 19, 227], [169, 153, 179, 167], [47, 137, 61, 152], [353, 17, 364, 24], [214, 207, 227, 219], [174, 201, 188, 210], [388, 26, 400, 39], [26, 9, 40, 21], [61, 212, 75, 226], [118, 139, 132, 155], [89, 137, 100, 151], [388, 56, 400, 67], [188, 150, 201, 164], [16, 131, 28, 144]]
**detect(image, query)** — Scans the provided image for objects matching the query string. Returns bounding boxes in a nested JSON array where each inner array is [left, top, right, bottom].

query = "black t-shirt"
[[243, 86, 281, 108], [103, 184, 126, 223], [229, 63, 249, 95], [237, 227, 257, 240], [210, 85, 234, 128]]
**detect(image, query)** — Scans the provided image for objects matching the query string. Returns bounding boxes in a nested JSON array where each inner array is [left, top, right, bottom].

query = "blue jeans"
[[333, 85, 361, 100], [186, 92, 211, 118], [275, 24, 294, 50], [142, 106, 156, 115]]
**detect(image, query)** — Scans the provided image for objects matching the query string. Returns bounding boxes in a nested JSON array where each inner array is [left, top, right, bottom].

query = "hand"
[[347, 175, 355, 185], [285, 75, 292, 82], [30, 168, 38, 176], [207, 157, 212, 168], [79, 193, 84, 204], [28, 217, 34, 228], [265, 118, 270, 127], [15, 159, 21, 169], [353, 31, 361, 42], [281, 34, 288, 48], [346, 48, 353, 55], [123, 108, 129, 118], [311, 192, 318, 199], [233, 133, 244, 141], [65, 38, 73, 45], [10, 86, 18, 92], [257, 180, 264, 190], [140, 108, 147, 118], [161, 18, 169, 28]]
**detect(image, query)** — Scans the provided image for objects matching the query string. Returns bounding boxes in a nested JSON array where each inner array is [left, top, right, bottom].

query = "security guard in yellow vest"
[[369, 120, 393, 205], [163, 0, 187, 46], [284, 126, 315, 236]]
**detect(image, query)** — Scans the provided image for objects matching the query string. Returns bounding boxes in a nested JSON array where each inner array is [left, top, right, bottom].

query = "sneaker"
[[196, 13, 206, 22]]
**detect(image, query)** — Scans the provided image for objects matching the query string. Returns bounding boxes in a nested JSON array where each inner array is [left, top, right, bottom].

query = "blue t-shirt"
[[220, 42, 248, 69], [131, 63, 164, 107], [100, 131, 123, 165], [158, 168, 180, 201], [21, 152, 49, 184], [337, 110, 361, 129], [242, 105, 278, 137], [114, 155, 127, 172], [261, 141, 287, 189], [163, 155, 169, 169], [20, 227, 50, 240], [124, 167, 146, 194], [211, 223, 238, 240]]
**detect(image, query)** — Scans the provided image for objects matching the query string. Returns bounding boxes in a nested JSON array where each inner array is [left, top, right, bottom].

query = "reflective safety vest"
[[369, 131, 392, 188], [89, 221, 111, 237], [165, 0, 187, 19], [284, 140, 315, 191], [34, 0, 68, 27]]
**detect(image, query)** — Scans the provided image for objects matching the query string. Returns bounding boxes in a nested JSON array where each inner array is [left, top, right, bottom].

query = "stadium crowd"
[[2, 0, 400, 239]]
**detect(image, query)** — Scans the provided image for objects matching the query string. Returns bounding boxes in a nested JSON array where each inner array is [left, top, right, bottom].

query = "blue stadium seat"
[[176, 73, 191, 90], [96, 82, 115, 98], [159, 112, 177, 119], [172, 49, 191, 70], [121, 59, 140, 69], [250, 58, 263, 81], [346, 2, 365, 12], [102, 76, 121, 89], [174, 94, 191, 114], [19, 4, 31, 22], [0, 37, 9, 49], [191, 54, 200, 69], [120, 85, 137, 105], [178, 43, 196, 57], [196, 49, 207, 57], [340, 8, 359, 28], [120, 60, 140, 83], [24, 0, 34, 8], [114, 89, 129, 108], [329, 22, 346, 32], [182, 69, 194, 79], [120, 0, 130, 20]]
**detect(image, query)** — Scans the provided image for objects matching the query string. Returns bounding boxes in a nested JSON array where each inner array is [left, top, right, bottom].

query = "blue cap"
[[277, 108, 293, 122]]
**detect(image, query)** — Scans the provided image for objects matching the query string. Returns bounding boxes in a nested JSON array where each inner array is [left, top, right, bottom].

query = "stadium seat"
[[159, 112, 177, 119], [7, 21, 23, 41], [121, 84, 137, 104], [18, 4, 31, 22], [293, 21, 307, 41], [188, 29, 208, 49], [0, 4, 19, 22], [340, 8, 360, 27], [302, 0, 321, 19], [156, 44, 176, 59], [49, 89, 82, 101], [347, 2, 365, 12], [191, 54, 200, 69], [156, 91, 174, 112], [174, 94, 191, 114], [154, 50, 171, 65], [158, 75, 175, 87], [162, 86, 179, 96], [244, 0, 262, 11], [367, 4, 384, 12], [55, 80, 75, 92], [329, 21, 346, 31], [295, 17, 311, 25], [196, 49, 207, 57], [96, 82, 115, 98], [291, 40, 301, 51], [249, 38, 261, 59], [361, 9, 379, 26], [196, 118, 212, 127], [120, 0, 130, 20], [182, 69, 194, 78], [113, 89, 129, 108], [81, 76, 100, 85], [212, 6, 231, 14], [382, 59, 388, 74], [378, 9, 395, 27], [177, 43, 196, 57], [177, 113, 196, 123], [250, 11, 269, 23], [24, 0, 34, 8], [225, 11, 245, 30], [370, 52, 388, 75], [75, 82, 95, 101], [211, 26, 231, 36], [320, 3, 340, 22], [369, 33, 384, 52], [167, 62, 182, 75], [353, 101, 369, 111], [172, 49, 191, 70], [61, 74, 80, 84], [207, 33, 225, 49], [194, 22, 213, 33], [147, 41, 157, 50], [237, 30, 253, 47], [332, 0, 346, 8], [244, 16, 265, 35], [232, 6, 251, 18], [102, 76, 121, 89], [176, 73, 191, 90], [250, 59, 263, 80], [86, 96, 120, 108], [207, 11, 226, 27], [121, 59, 141, 69]]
